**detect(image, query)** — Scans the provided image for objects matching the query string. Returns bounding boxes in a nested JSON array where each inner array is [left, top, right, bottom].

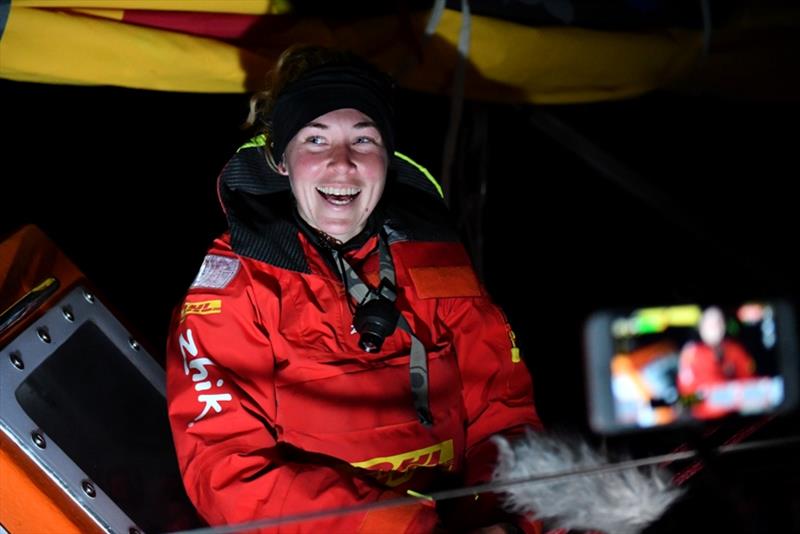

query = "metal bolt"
[[31, 431, 46, 449], [129, 338, 140, 351], [62, 306, 75, 322], [82, 480, 96, 498], [9, 351, 24, 370], [83, 290, 95, 304], [37, 327, 51, 343]]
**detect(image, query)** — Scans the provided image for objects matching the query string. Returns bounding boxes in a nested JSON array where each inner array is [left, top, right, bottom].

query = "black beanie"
[[269, 63, 395, 161]]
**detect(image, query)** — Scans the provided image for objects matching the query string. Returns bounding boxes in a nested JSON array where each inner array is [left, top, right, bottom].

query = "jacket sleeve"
[[440, 292, 544, 533], [166, 253, 438, 533], [444, 293, 542, 480]]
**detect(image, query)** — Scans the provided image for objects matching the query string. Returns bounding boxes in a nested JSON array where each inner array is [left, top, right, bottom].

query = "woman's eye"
[[355, 136, 376, 145], [306, 136, 325, 145]]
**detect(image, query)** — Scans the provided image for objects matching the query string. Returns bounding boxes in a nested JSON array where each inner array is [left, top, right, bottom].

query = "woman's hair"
[[244, 45, 391, 171]]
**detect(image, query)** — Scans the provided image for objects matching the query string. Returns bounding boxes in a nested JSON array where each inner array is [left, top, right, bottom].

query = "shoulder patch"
[[408, 266, 482, 299], [190, 255, 240, 290]]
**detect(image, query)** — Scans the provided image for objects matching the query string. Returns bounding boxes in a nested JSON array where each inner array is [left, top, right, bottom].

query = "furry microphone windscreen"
[[491, 431, 685, 534]]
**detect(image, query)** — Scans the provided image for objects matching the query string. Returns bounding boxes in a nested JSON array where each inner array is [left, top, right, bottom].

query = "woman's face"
[[278, 108, 389, 243], [699, 306, 726, 346]]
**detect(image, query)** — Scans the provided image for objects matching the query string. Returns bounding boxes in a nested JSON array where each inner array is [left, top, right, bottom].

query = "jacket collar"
[[217, 137, 457, 273]]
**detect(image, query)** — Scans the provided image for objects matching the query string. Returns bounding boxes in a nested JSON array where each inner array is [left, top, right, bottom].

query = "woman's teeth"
[[316, 186, 361, 205]]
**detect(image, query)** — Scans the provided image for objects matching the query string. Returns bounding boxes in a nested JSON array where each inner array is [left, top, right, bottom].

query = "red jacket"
[[677, 339, 756, 419], [166, 145, 542, 532]]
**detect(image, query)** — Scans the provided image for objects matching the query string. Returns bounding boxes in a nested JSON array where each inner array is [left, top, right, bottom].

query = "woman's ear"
[[276, 159, 289, 176]]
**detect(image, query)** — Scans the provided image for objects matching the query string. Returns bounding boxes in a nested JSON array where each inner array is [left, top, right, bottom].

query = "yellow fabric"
[[68, 8, 125, 20], [408, 10, 703, 103], [70, 9, 125, 21], [12, 1, 289, 15], [0, 6, 703, 102], [0, 7, 273, 92]]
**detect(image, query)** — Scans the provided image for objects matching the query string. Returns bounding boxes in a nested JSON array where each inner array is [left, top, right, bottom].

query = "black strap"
[[331, 231, 433, 426]]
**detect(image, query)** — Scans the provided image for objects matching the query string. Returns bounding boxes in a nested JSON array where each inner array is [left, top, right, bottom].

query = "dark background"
[[3, 79, 797, 425], [2, 61, 800, 531]]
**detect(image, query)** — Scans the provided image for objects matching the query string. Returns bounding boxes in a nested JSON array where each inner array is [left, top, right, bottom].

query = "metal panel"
[[0, 286, 169, 534]]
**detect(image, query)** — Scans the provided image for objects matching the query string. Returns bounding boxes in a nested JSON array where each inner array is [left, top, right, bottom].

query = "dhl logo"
[[181, 299, 222, 322], [351, 439, 454, 487]]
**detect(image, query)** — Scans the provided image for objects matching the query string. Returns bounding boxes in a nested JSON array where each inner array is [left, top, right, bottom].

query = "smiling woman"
[[165, 45, 544, 533], [279, 108, 389, 243], [249, 48, 397, 245]]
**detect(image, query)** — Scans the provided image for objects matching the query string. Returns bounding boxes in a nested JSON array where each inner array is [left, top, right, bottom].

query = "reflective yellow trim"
[[394, 152, 444, 199], [237, 133, 267, 152]]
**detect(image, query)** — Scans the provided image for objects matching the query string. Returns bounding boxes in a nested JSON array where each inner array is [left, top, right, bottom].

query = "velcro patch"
[[181, 299, 222, 322], [190, 255, 240, 290], [408, 266, 481, 299]]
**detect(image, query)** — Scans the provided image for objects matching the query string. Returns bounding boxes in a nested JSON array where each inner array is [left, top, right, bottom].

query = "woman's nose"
[[327, 143, 356, 173]]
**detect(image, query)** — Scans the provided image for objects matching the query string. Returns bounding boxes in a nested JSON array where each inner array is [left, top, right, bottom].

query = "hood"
[[217, 137, 459, 273]]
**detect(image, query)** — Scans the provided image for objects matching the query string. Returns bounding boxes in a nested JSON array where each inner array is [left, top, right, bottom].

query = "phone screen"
[[585, 301, 798, 434]]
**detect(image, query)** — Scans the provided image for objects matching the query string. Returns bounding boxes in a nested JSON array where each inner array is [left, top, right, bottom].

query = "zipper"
[[508, 328, 521, 363]]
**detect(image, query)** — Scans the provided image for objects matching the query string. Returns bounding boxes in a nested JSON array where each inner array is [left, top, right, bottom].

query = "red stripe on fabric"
[[121, 10, 266, 40]]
